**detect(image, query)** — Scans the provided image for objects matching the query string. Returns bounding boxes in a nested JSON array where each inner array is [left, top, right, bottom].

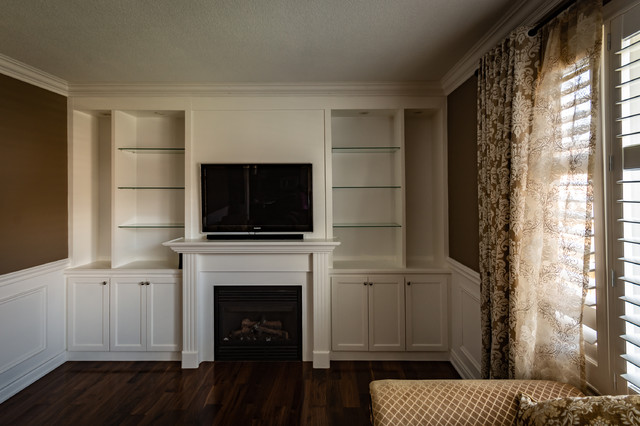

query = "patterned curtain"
[[478, 0, 601, 389]]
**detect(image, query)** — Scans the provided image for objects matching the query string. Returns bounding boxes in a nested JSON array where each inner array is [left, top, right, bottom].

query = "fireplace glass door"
[[214, 286, 302, 360]]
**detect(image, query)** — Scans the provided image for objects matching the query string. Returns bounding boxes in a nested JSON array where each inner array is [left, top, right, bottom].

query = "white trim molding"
[[0, 259, 67, 404], [447, 257, 482, 379], [0, 352, 66, 405], [0, 259, 69, 288], [163, 238, 339, 369], [0, 54, 68, 96], [68, 81, 444, 98], [446, 257, 480, 284], [441, 0, 566, 95]]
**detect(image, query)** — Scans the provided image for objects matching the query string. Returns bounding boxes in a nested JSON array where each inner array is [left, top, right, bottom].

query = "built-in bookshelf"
[[70, 109, 185, 270]]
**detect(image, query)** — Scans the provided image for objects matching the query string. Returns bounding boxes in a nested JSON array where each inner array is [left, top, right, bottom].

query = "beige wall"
[[447, 75, 479, 272], [0, 74, 67, 274]]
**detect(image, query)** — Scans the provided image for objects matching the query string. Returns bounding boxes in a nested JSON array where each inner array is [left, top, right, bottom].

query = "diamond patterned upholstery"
[[369, 379, 583, 426]]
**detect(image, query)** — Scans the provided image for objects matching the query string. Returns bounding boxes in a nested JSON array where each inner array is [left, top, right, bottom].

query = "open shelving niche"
[[70, 109, 186, 271], [329, 108, 445, 271]]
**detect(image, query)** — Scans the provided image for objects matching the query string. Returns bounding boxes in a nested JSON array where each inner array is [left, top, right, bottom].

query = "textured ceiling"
[[1, 0, 523, 84]]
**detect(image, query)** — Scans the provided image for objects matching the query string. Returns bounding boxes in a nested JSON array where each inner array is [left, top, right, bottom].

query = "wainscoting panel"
[[0, 260, 67, 403], [0, 287, 47, 374], [448, 258, 482, 379]]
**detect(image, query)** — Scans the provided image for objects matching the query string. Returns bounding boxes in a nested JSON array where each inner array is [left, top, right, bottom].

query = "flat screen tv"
[[201, 163, 313, 237]]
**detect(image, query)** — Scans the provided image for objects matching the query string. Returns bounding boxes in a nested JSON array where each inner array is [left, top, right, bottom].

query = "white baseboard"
[[450, 349, 481, 379], [330, 351, 450, 362], [0, 351, 67, 404], [67, 352, 181, 362]]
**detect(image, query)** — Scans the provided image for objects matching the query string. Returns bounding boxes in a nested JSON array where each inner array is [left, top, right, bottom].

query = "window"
[[606, 2, 640, 393], [615, 18, 640, 392]]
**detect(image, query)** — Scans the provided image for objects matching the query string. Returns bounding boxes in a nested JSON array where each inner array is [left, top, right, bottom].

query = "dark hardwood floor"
[[0, 360, 460, 425]]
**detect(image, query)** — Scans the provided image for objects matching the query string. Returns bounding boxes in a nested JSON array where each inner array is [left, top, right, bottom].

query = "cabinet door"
[[331, 275, 368, 351], [110, 277, 146, 351], [146, 277, 181, 351], [405, 275, 448, 351], [67, 277, 109, 351], [369, 275, 405, 351]]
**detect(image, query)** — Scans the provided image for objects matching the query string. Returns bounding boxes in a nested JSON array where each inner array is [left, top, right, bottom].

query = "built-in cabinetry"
[[67, 273, 181, 353], [70, 109, 185, 269], [113, 111, 185, 268], [329, 109, 444, 269], [330, 110, 404, 268], [67, 108, 186, 358], [329, 108, 449, 359], [331, 274, 448, 353], [67, 276, 110, 351], [66, 100, 448, 366], [331, 274, 405, 351]]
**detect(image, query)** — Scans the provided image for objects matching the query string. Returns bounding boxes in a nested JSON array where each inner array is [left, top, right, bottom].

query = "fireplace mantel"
[[164, 238, 339, 368]]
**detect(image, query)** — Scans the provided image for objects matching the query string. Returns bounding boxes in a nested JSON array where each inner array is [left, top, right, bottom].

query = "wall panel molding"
[[0, 261, 66, 404], [0, 287, 47, 374], [448, 257, 482, 379]]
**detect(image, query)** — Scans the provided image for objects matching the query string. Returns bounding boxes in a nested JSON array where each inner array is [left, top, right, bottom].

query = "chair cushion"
[[369, 379, 583, 426]]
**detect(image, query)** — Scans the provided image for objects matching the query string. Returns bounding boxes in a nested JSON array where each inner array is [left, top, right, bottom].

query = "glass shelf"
[[332, 146, 400, 153], [118, 223, 185, 229], [118, 147, 185, 153], [333, 185, 401, 189], [117, 186, 185, 190], [333, 223, 402, 228]]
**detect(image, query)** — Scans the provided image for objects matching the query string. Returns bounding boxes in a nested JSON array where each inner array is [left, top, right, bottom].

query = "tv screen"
[[201, 164, 313, 234]]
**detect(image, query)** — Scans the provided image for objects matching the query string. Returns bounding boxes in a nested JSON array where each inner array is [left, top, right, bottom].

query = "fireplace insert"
[[214, 286, 302, 361]]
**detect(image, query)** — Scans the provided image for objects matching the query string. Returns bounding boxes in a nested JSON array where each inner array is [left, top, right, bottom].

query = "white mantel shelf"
[[163, 238, 340, 369], [163, 238, 340, 254]]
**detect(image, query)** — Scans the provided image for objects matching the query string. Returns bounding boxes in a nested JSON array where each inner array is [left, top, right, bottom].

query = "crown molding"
[[0, 54, 68, 96], [440, 0, 565, 95], [67, 81, 444, 98]]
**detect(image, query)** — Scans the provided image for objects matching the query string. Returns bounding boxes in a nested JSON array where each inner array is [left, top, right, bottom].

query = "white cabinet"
[[369, 275, 406, 351], [67, 274, 181, 353], [146, 277, 182, 351], [331, 275, 405, 351], [110, 276, 181, 352], [67, 276, 110, 351], [331, 275, 369, 351], [110, 277, 146, 351], [331, 273, 448, 353], [405, 275, 448, 351]]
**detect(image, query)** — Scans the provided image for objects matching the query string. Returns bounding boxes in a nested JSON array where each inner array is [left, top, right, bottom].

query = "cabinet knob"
[[363, 282, 367, 286], [407, 282, 411, 286], [102, 281, 107, 286], [146, 281, 150, 286], [369, 282, 373, 286], [140, 281, 145, 286]]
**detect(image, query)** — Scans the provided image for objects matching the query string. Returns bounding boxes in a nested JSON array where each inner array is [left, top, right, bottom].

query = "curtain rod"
[[527, 0, 577, 36], [474, 0, 578, 77]]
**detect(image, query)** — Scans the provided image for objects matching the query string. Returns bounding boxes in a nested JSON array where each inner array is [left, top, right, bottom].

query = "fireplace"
[[214, 286, 302, 361]]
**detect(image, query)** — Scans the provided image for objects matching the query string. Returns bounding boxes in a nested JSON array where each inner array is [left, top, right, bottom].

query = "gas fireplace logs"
[[225, 318, 290, 341]]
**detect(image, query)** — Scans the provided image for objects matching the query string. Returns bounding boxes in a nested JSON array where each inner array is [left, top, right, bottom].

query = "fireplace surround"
[[164, 238, 339, 368]]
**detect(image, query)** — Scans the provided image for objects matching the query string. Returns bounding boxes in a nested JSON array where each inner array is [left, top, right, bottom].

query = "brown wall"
[[0, 74, 68, 275], [447, 75, 479, 272]]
